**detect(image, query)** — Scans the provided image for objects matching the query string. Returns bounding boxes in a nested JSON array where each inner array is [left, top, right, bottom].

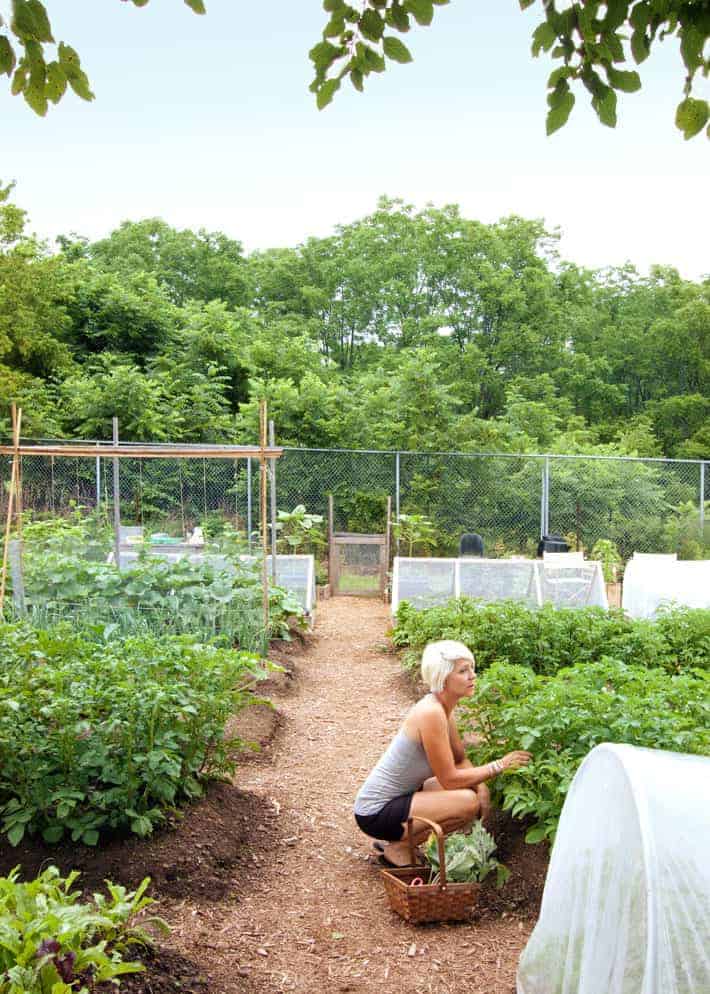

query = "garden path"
[[165, 597, 539, 994]]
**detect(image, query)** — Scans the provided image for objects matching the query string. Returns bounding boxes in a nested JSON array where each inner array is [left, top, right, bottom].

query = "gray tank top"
[[354, 728, 434, 816]]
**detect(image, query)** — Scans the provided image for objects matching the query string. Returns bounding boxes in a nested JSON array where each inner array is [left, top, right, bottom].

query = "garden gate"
[[327, 495, 391, 599]]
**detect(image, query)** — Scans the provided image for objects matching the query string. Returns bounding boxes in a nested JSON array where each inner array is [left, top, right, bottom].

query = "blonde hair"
[[421, 639, 475, 693]]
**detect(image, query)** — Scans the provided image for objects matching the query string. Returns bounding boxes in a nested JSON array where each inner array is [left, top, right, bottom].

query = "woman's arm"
[[448, 713, 467, 765], [420, 707, 531, 790]]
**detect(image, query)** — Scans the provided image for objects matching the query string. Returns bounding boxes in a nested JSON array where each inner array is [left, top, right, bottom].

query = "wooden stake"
[[259, 400, 269, 635], [0, 405, 22, 616]]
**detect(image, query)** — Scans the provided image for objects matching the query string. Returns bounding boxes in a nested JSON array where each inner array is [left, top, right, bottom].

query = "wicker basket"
[[380, 816, 481, 924]]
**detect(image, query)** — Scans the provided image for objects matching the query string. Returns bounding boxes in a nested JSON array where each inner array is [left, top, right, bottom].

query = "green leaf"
[[680, 25, 704, 73], [531, 21, 557, 56], [404, 0, 434, 27], [630, 29, 650, 64], [0, 35, 16, 75], [82, 829, 99, 845], [675, 98, 709, 140], [45, 61, 67, 103], [309, 40, 342, 74], [42, 825, 64, 842], [360, 8, 384, 42], [592, 86, 617, 127], [67, 69, 94, 102], [7, 822, 25, 846], [11, 0, 54, 43], [183, 0, 207, 12], [383, 35, 413, 63], [24, 78, 48, 115], [524, 824, 549, 844], [546, 90, 575, 134], [316, 76, 341, 109], [606, 67, 642, 93], [388, 2, 410, 32]]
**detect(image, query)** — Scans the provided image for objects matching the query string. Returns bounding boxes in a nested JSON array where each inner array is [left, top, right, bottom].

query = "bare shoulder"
[[408, 695, 447, 732]]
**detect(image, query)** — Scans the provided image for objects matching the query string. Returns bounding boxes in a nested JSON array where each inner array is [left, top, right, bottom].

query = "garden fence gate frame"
[[1, 442, 708, 565], [0, 406, 282, 626]]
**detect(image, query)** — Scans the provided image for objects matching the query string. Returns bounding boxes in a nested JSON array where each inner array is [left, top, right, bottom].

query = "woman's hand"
[[500, 750, 533, 771]]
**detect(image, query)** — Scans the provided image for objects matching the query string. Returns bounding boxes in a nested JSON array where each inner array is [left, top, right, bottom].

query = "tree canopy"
[[1, 1, 707, 138], [1, 184, 708, 461]]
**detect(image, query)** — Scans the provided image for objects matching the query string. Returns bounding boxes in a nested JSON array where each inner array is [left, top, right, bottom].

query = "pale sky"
[[3, 0, 709, 279]]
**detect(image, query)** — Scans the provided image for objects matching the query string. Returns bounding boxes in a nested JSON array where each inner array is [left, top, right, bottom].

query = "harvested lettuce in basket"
[[423, 820, 510, 888]]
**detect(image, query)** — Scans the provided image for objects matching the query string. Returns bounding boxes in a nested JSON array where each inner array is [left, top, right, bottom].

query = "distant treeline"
[[1, 187, 708, 460]]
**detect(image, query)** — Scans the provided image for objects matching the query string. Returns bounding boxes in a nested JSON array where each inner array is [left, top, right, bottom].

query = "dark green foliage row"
[[0, 622, 269, 847], [392, 598, 710, 676], [459, 658, 710, 842]]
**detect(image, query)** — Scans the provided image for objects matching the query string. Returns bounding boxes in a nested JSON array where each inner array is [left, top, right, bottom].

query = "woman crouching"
[[353, 639, 531, 867]]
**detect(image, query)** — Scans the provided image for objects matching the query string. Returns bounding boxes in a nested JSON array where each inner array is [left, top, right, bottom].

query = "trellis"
[[0, 402, 282, 628]]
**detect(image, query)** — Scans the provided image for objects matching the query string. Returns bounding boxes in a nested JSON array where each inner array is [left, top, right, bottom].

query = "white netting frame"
[[622, 558, 710, 619], [391, 558, 608, 613], [517, 743, 710, 994]]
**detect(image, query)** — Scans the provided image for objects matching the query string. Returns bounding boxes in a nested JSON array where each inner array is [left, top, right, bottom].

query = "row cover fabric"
[[622, 558, 710, 618], [517, 743, 710, 994], [391, 557, 608, 613]]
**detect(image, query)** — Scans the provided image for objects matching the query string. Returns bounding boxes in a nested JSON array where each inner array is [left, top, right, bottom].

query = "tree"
[[310, 1, 709, 140], [0, 0, 204, 116]]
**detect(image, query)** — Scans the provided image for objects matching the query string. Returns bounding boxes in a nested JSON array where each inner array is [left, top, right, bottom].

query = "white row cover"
[[622, 557, 710, 619], [517, 743, 710, 994], [391, 557, 608, 613], [114, 548, 316, 613]]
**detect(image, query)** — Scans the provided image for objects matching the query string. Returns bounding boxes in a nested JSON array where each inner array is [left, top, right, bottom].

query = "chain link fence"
[[2, 442, 708, 561]]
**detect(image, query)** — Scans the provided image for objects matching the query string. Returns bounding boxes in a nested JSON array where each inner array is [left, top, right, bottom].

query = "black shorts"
[[354, 792, 415, 842]]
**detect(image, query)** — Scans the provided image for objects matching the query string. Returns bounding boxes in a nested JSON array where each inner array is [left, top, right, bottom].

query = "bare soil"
[[2, 599, 549, 994]]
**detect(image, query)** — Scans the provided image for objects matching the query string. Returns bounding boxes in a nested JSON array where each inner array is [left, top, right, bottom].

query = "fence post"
[[112, 417, 121, 571], [95, 443, 101, 510], [247, 457, 252, 552], [395, 451, 400, 554], [701, 462, 706, 540], [269, 420, 277, 581], [544, 456, 550, 536]]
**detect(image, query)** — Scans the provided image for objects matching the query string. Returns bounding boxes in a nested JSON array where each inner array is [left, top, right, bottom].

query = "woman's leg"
[[382, 787, 479, 867], [421, 770, 492, 824]]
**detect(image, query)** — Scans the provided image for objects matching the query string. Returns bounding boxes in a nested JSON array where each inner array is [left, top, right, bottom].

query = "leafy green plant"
[[422, 820, 509, 887], [275, 504, 325, 555], [392, 598, 710, 676], [16, 547, 306, 649], [0, 865, 167, 994], [458, 658, 710, 843], [590, 539, 622, 583], [0, 622, 272, 845], [392, 513, 437, 556]]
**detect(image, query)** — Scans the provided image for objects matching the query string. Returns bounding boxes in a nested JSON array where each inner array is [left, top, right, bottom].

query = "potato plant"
[[392, 599, 710, 676], [458, 658, 710, 842], [0, 622, 271, 846]]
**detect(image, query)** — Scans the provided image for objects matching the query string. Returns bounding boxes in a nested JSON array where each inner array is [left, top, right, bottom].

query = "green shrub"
[[459, 658, 710, 843], [392, 598, 710, 676], [0, 622, 270, 846], [0, 866, 165, 994]]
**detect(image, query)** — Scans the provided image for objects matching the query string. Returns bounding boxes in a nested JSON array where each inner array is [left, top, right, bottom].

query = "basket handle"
[[406, 815, 447, 888]]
